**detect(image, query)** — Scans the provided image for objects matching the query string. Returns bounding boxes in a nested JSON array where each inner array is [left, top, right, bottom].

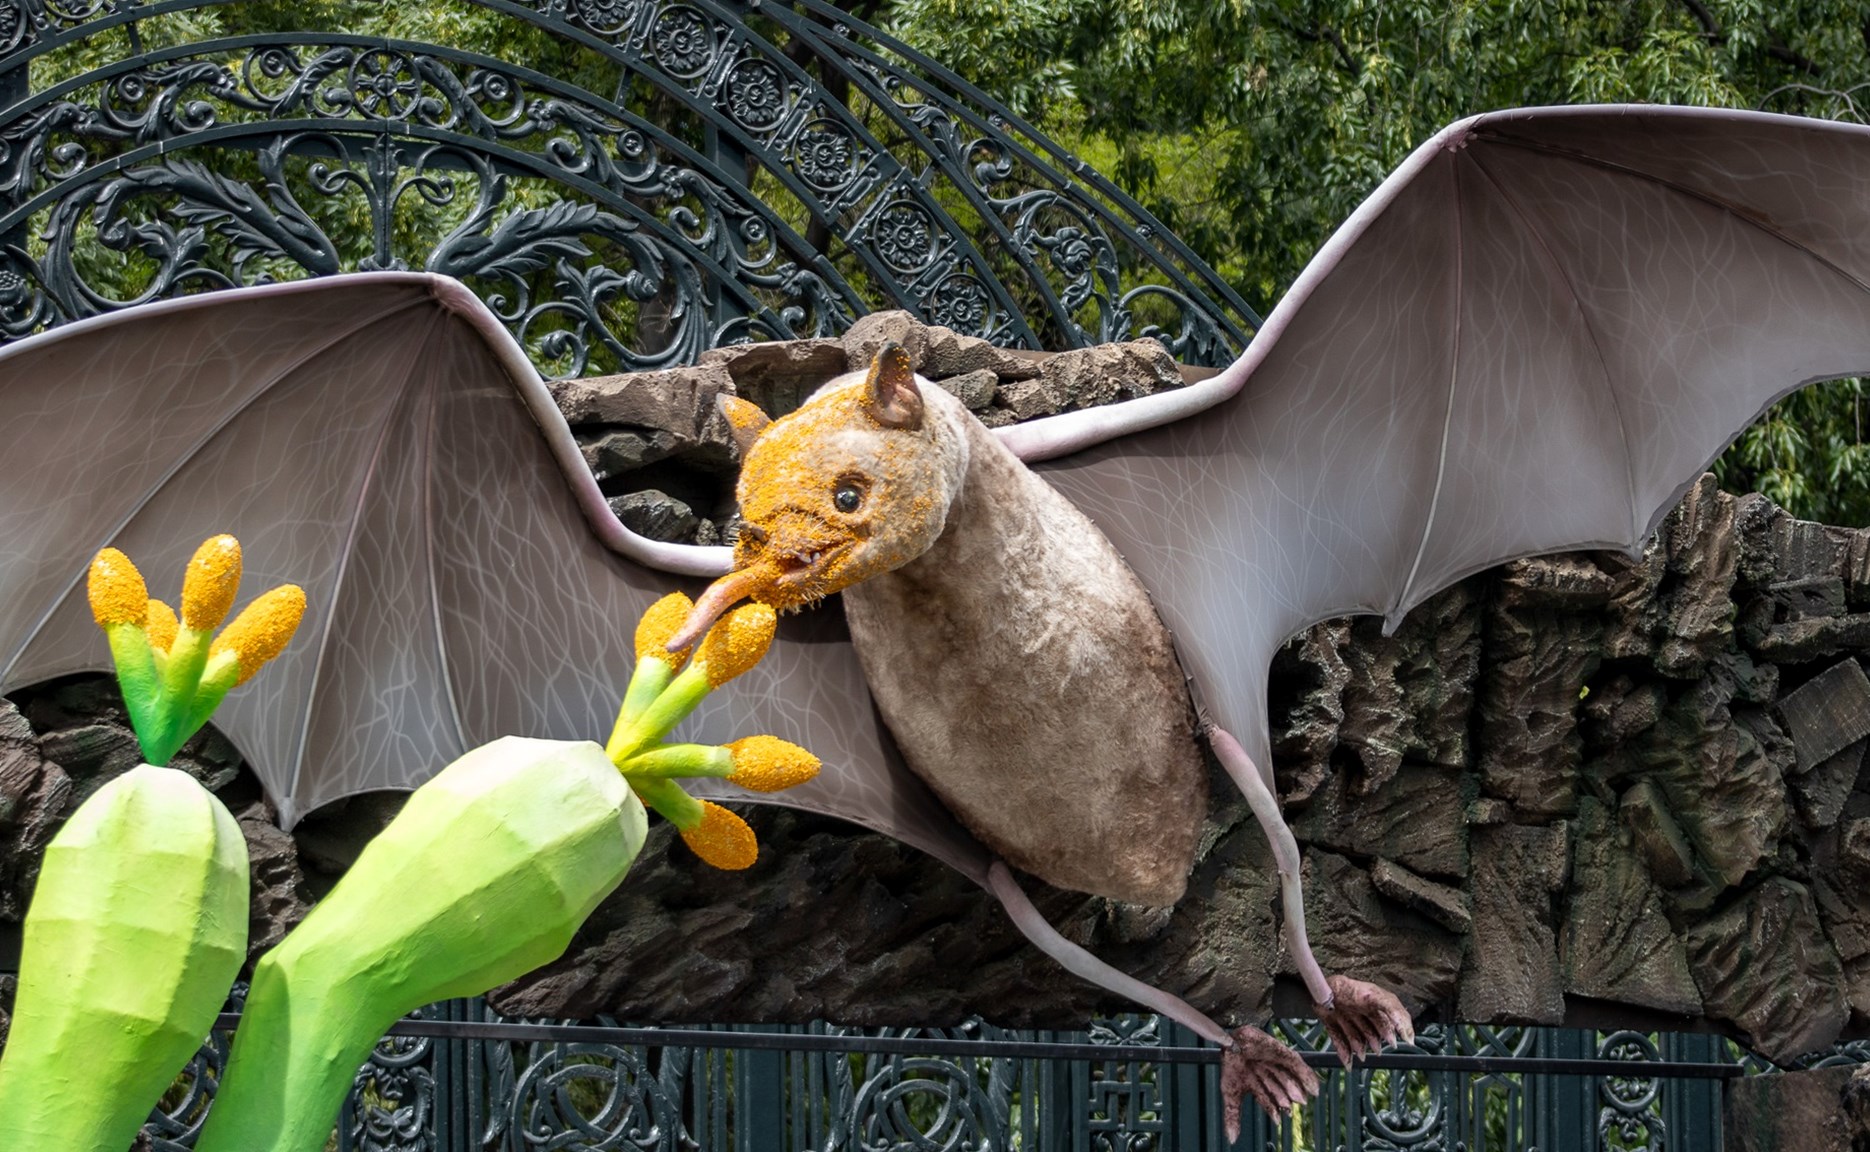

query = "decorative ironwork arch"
[[0, 0, 1259, 376]]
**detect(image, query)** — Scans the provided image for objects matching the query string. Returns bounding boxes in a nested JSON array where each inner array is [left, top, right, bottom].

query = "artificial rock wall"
[[3, 324, 1869, 1067]]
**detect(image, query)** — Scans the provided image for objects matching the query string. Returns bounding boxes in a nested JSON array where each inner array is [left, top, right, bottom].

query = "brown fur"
[[824, 387, 1205, 904]]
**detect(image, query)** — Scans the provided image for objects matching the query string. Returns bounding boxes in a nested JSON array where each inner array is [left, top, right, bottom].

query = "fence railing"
[[127, 998, 1870, 1152]]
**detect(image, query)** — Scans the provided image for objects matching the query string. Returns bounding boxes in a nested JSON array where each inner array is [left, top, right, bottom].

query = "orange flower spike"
[[208, 585, 307, 687], [181, 535, 241, 630], [610, 602, 778, 764], [145, 600, 179, 655], [696, 602, 776, 688], [723, 735, 819, 792], [87, 549, 148, 628], [87, 549, 162, 757], [634, 592, 696, 671], [679, 801, 759, 870]]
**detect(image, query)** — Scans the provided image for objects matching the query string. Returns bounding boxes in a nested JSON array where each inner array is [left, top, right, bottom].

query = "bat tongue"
[[667, 567, 768, 651]]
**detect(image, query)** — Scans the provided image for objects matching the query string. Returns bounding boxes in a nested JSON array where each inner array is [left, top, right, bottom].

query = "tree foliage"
[[887, 0, 1870, 523]]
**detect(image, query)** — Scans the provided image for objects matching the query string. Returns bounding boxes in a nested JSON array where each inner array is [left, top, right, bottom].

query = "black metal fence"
[[130, 1000, 1870, 1152]]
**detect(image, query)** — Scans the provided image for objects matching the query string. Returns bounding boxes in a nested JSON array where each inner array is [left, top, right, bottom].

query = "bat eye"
[[833, 482, 864, 513]]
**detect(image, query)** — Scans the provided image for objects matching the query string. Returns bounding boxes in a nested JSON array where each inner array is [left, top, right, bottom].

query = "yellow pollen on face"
[[635, 591, 696, 666], [146, 599, 179, 653], [87, 548, 149, 627], [724, 734, 820, 792], [181, 534, 242, 629], [680, 800, 758, 869], [209, 584, 306, 684], [698, 602, 777, 686]]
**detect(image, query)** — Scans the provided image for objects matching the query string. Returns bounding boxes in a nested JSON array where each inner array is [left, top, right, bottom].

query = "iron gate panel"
[[129, 1001, 1870, 1151], [0, 0, 1259, 373]]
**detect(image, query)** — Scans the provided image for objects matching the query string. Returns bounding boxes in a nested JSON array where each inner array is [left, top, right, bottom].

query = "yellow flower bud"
[[679, 800, 758, 870], [209, 585, 306, 685], [696, 602, 776, 688], [87, 549, 149, 628], [724, 735, 819, 792], [634, 591, 695, 669], [181, 535, 242, 630], [146, 599, 179, 654]]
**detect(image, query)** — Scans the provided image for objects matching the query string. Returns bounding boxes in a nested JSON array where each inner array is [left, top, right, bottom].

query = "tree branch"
[[1676, 0, 1721, 41]]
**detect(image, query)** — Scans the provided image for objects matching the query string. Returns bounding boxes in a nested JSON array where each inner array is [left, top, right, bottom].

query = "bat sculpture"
[[5, 104, 1870, 1133]]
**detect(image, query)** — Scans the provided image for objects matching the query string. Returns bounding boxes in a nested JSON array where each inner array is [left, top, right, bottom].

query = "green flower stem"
[[609, 663, 713, 763], [630, 777, 705, 831], [177, 658, 240, 753], [150, 627, 212, 762], [618, 744, 733, 780], [606, 656, 676, 761], [102, 624, 163, 763]]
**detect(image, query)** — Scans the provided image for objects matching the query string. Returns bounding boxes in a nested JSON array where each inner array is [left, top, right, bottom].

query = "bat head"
[[667, 342, 969, 648]]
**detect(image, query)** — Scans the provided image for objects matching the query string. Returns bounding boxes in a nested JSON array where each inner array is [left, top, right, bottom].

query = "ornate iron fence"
[[131, 1000, 1870, 1152], [0, 0, 1257, 374]]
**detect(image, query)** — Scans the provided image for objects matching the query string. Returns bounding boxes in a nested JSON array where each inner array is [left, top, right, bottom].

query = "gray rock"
[[996, 378, 1062, 421], [237, 800, 312, 961], [608, 490, 700, 544], [1845, 1066, 1870, 1150], [1619, 779, 1697, 888], [1294, 850, 1463, 1013], [36, 720, 142, 806], [1687, 877, 1847, 1063], [976, 407, 1017, 429], [1269, 621, 1349, 804], [1369, 858, 1470, 933], [550, 363, 735, 439], [842, 311, 930, 373], [922, 326, 1039, 380], [1725, 1065, 1858, 1152], [0, 700, 71, 922], [1459, 823, 1568, 1024], [1561, 798, 1701, 1015], [1292, 762, 1467, 879], [578, 427, 684, 481], [1036, 340, 1182, 411], [1475, 557, 1604, 819], [935, 368, 998, 411], [701, 339, 848, 416], [1778, 659, 1870, 773], [1795, 740, 1866, 828]]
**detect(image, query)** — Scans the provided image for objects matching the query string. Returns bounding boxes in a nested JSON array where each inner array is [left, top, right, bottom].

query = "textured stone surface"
[[1461, 823, 1568, 1023], [1292, 850, 1462, 1013], [1560, 798, 1700, 1015], [1369, 858, 1470, 933], [1725, 1066, 1858, 1152], [701, 338, 847, 416], [1779, 659, 1870, 772], [1292, 763, 1467, 879], [1687, 878, 1847, 1062]]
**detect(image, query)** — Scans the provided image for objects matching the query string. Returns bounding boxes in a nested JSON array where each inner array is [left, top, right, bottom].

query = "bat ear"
[[716, 394, 771, 459], [862, 342, 923, 430]]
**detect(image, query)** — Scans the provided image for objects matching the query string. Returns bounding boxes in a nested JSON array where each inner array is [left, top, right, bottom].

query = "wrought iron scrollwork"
[[0, 0, 1256, 367]]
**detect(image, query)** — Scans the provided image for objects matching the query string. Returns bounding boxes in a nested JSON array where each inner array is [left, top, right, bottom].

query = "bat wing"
[[1020, 105, 1870, 769], [0, 273, 989, 882]]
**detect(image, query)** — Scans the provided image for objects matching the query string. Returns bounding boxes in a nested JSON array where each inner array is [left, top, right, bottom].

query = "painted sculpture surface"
[[4, 104, 1870, 1130]]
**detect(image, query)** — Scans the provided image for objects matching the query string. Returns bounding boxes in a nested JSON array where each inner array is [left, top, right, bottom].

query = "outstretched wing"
[[0, 273, 988, 881], [1023, 105, 1870, 769]]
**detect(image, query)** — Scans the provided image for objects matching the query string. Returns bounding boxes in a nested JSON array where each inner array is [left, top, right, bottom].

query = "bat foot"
[[1220, 1024, 1319, 1143], [1315, 974, 1414, 1067]]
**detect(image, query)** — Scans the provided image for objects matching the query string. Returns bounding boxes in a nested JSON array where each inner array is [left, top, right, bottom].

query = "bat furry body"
[[836, 379, 1206, 906]]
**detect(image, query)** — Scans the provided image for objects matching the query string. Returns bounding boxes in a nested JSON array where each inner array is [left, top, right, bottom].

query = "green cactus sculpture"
[[0, 536, 304, 1151], [193, 592, 820, 1152]]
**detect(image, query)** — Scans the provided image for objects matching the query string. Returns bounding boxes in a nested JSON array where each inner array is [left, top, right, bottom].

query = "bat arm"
[[985, 861, 1233, 1049], [423, 274, 733, 579]]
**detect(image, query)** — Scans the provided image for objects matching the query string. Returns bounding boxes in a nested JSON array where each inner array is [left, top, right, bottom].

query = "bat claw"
[[1221, 1025, 1319, 1144], [1315, 974, 1413, 1068]]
